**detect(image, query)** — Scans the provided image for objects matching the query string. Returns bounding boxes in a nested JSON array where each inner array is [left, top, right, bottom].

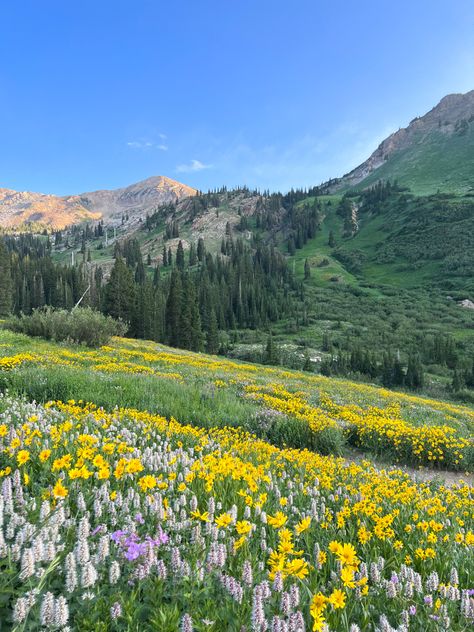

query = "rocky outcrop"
[[324, 90, 474, 192]]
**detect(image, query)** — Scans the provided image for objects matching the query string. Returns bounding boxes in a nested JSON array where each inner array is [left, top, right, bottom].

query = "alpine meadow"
[[0, 2, 473, 632]]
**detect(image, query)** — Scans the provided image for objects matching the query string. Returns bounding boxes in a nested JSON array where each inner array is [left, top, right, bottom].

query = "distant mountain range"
[[1, 91, 473, 232], [0, 176, 196, 230], [324, 90, 474, 195]]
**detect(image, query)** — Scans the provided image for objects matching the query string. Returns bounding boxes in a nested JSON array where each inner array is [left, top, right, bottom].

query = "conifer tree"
[[197, 237, 205, 262], [165, 269, 182, 346], [0, 241, 12, 316], [451, 368, 464, 393], [176, 240, 185, 270], [135, 259, 146, 285], [206, 308, 219, 354], [189, 243, 197, 267], [304, 258, 311, 280], [264, 334, 279, 365], [406, 354, 424, 390], [103, 256, 136, 326]]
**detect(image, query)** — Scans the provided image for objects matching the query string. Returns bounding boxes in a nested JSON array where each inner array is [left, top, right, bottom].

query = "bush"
[[3, 307, 126, 347]]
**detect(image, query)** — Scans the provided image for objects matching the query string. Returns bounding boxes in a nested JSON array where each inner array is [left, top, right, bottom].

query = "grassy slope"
[[275, 194, 474, 395], [0, 329, 472, 471], [356, 127, 474, 195]]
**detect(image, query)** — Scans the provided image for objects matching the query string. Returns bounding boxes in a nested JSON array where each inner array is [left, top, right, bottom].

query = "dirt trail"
[[344, 449, 474, 487]]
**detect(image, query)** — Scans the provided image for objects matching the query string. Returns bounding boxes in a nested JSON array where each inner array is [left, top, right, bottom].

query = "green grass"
[[0, 329, 473, 471], [355, 126, 474, 196]]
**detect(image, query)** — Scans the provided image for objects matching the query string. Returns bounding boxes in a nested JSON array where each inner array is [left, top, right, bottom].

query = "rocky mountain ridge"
[[0, 176, 197, 231], [324, 90, 474, 192]]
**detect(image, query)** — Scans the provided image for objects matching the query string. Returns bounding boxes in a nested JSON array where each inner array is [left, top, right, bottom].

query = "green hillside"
[[357, 125, 474, 195]]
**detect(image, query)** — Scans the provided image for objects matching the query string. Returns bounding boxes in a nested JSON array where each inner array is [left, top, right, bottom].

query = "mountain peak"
[[325, 89, 474, 195], [0, 175, 197, 231]]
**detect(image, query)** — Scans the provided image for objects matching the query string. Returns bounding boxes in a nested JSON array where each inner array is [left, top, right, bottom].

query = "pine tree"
[[304, 258, 311, 280], [189, 243, 197, 267], [103, 256, 136, 326], [393, 358, 405, 386], [264, 334, 279, 365], [328, 230, 336, 248], [189, 294, 204, 352], [153, 265, 161, 288], [451, 368, 464, 393], [206, 308, 219, 354], [303, 350, 312, 372], [176, 241, 185, 270], [135, 259, 146, 285], [0, 241, 12, 316], [322, 332, 331, 352], [197, 238, 205, 262], [165, 269, 182, 346], [406, 354, 424, 390]]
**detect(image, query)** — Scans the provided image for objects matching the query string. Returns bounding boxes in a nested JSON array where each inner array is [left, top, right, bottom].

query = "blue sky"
[[1, 0, 473, 194]]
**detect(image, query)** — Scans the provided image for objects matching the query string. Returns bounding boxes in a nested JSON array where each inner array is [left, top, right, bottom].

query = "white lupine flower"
[[65, 552, 78, 592], [97, 534, 110, 562], [54, 595, 69, 626], [19, 547, 35, 580], [450, 567, 459, 586], [40, 592, 55, 627], [110, 601, 122, 620], [75, 538, 90, 565], [109, 560, 121, 585], [242, 560, 253, 586], [81, 560, 98, 588], [12, 597, 29, 623]]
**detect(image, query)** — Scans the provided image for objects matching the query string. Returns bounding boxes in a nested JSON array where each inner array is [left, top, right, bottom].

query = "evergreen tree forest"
[[0, 234, 301, 355]]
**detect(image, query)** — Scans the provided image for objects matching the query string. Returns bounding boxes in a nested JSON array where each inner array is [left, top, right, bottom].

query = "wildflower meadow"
[[0, 331, 473, 631]]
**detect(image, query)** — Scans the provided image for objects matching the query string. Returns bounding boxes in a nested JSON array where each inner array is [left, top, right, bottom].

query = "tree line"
[[0, 235, 302, 356]]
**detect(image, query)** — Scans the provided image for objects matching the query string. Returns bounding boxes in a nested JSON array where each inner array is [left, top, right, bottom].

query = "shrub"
[[4, 307, 126, 347]]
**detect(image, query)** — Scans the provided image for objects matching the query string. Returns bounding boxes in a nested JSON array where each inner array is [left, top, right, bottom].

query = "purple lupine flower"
[[409, 605, 416, 615]]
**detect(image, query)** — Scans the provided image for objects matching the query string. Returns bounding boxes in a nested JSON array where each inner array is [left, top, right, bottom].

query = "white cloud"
[[127, 137, 168, 151], [176, 159, 212, 173], [196, 124, 397, 192]]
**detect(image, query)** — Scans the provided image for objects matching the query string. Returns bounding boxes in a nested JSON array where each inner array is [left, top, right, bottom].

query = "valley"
[[0, 89, 473, 632]]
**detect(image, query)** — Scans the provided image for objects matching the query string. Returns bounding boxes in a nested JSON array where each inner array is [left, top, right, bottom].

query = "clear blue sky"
[[1, 0, 473, 194]]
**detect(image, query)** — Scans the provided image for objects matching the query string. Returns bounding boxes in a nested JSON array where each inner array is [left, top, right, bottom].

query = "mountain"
[[325, 90, 474, 195], [0, 176, 196, 231], [0, 188, 101, 231]]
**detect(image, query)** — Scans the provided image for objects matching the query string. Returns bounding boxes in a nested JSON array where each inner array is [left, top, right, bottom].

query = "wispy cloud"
[[176, 159, 212, 173], [126, 136, 168, 151], [193, 123, 396, 192]]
